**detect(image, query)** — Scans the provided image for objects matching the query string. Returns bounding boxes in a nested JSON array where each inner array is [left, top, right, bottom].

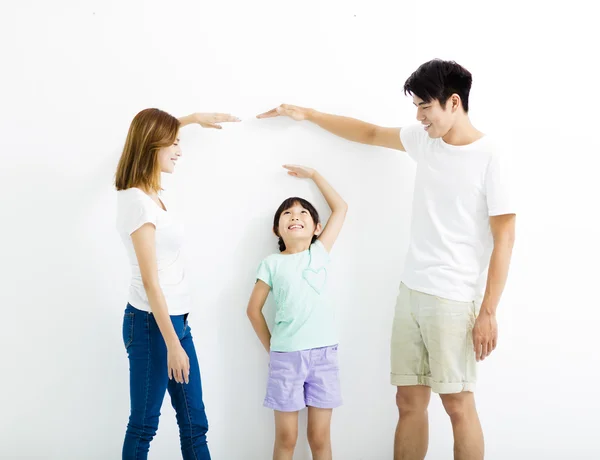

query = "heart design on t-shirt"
[[302, 267, 327, 294]]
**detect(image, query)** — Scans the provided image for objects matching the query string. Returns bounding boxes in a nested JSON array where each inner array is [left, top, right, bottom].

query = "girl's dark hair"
[[403, 59, 473, 112], [273, 197, 320, 252]]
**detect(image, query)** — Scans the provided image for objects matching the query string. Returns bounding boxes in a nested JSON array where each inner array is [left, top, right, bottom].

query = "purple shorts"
[[264, 344, 342, 412]]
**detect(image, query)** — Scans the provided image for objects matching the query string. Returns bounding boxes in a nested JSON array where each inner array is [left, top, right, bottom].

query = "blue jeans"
[[122, 304, 211, 460]]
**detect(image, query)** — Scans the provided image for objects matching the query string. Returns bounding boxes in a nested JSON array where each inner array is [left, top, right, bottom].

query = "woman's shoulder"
[[116, 188, 156, 220], [117, 187, 148, 206], [118, 186, 144, 198]]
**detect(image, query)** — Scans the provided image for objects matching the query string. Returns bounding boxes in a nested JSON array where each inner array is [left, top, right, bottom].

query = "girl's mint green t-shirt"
[[257, 240, 337, 352]]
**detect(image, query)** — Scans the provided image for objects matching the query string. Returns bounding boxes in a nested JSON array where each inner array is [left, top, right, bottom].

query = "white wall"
[[1, 0, 598, 459]]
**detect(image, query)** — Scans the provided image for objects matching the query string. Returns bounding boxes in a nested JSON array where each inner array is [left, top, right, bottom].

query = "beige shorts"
[[390, 283, 479, 394]]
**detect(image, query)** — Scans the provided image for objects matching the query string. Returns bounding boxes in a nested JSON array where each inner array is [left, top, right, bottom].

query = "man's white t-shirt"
[[400, 124, 515, 304], [116, 188, 191, 315]]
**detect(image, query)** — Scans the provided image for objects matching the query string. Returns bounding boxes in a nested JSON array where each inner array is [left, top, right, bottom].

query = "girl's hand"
[[168, 343, 190, 384], [193, 113, 241, 129], [283, 164, 316, 179]]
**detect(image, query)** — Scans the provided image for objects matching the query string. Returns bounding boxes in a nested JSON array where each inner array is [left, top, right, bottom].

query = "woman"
[[115, 108, 239, 460]]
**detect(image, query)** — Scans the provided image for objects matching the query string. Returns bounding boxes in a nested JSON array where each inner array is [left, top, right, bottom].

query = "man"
[[257, 59, 516, 460]]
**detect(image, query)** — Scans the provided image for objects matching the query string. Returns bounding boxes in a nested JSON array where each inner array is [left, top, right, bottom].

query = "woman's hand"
[[178, 113, 240, 129], [168, 343, 190, 384], [193, 112, 241, 129]]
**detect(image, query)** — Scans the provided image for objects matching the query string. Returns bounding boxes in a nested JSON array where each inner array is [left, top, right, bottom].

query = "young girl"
[[115, 108, 239, 460], [246, 164, 348, 460]]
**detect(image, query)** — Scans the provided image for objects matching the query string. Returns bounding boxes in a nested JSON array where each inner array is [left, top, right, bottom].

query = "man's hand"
[[472, 310, 498, 361], [257, 104, 312, 121]]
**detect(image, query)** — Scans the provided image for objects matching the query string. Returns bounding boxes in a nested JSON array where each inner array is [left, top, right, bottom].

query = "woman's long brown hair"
[[115, 108, 180, 193]]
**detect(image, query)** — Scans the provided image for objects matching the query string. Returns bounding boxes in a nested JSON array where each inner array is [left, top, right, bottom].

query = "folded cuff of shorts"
[[263, 398, 305, 412], [305, 398, 343, 410], [391, 374, 476, 394]]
